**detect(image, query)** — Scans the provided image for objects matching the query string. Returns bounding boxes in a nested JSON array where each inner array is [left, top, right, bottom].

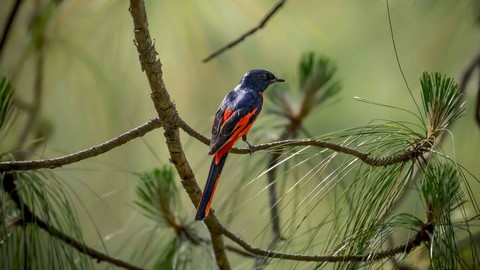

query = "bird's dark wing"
[[208, 91, 262, 155]]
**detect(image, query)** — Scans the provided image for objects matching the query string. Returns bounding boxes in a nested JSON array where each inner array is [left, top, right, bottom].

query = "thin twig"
[[1, 173, 145, 270], [128, 1, 231, 269], [221, 223, 433, 263], [0, 0, 24, 59], [202, 0, 286, 63], [0, 118, 163, 171]]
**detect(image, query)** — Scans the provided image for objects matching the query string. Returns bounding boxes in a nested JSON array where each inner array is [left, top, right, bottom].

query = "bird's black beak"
[[270, 77, 285, 83]]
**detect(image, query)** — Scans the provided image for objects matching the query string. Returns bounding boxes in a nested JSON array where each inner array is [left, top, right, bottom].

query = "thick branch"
[[1, 173, 145, 270], [128, 1, 231, 269], [202, 0, 286, 62], [0, 118, 162, 171]]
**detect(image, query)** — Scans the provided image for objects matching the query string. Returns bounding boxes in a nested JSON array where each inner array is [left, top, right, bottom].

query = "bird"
[[195, 69, 284, 220]]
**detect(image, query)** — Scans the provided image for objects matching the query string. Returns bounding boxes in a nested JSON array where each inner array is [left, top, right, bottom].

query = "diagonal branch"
[[128, 1, 231, 269], [0, 118, 162, 171], [202, 0, 286, 63], [1, 173, 145, 270]]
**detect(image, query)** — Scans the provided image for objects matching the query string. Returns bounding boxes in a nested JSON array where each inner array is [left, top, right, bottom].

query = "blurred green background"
[[1, 0, 480, 268]]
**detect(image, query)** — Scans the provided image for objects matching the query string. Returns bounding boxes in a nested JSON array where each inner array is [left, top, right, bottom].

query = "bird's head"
[[240, 69, 285, 92]]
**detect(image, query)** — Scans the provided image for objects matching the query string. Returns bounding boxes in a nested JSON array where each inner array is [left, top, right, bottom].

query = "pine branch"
[[221, 222, 433, 263], [0, 124, 431, 172], [128, 1, 231, 268], [1, 173, 145, 270], [234, 138, 429, 166]]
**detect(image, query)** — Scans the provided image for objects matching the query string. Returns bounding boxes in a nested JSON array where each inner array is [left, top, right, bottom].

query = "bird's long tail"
[[195, 153, 229, 220]]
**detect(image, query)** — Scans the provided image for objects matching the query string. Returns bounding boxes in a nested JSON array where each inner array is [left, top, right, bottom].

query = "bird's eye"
[[261, 74, 269, 80]]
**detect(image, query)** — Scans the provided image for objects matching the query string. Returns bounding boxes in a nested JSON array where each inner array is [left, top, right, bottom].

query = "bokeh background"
[[1, 0, 479, 268]]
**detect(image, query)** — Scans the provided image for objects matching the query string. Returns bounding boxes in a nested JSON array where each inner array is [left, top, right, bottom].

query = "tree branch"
[[128, 1, 231, 268], [0, 118, 162, 171], [0, 119, 430, 172], [221, 223, 433, 263], [177, 113, 430, 166], [1, 173, 145, 270], [201, 0, 286, 63]]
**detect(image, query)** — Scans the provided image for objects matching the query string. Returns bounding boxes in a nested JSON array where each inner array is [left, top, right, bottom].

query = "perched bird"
[[195, 69, 284, 220]]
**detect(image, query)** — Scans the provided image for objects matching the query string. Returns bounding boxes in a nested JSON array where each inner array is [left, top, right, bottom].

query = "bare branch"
[[2, 173, 145, 270], [202, 0, 286, 63], [128, 1, 231, 268], [0, 118, 162, 171]]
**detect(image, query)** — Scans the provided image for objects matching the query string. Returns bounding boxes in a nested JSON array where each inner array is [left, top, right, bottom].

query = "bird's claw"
[[242, 135, 253, 155]]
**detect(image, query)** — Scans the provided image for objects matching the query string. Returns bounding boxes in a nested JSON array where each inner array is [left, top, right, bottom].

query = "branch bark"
[[221, 222, 433, 263], [128, 1, 231, 269], [0, 118, 162, 171], [0, 122, 430, 172]]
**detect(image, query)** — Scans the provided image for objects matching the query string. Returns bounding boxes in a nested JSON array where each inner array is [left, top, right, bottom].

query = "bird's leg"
[[242, 135, 253, 155]]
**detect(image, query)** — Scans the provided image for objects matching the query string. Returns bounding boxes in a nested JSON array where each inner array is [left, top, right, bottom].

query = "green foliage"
[[420, 72, 464, 136], [249, 71, 479, 269], [132, 167, 215, 269], [298, 52, 341, 106], [0, 172, 93, 270], [420, 163, 465, 223], [266, 52, 341, 121], [134, 166, 180, 226], [419, 162, 473, 269]]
